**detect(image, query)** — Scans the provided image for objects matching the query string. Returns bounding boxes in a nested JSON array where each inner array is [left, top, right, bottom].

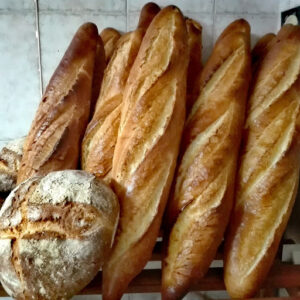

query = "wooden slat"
[[0, 263, 299, 296], [80, 263, 300, 294]]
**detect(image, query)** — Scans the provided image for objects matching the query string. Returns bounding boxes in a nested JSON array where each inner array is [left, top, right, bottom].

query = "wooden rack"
[[0, 238, 299, 298]]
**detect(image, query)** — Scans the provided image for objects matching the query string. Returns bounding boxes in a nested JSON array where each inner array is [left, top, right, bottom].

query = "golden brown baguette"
[[81, 2, 160, 182], [162, 19, 251, 300], [90, 36, 106, 114], [100, 28, 121, 64], [186, 18, 202, 113], [136, 2, 160, 30], [252, 33, 276, 73], [224, 25, 300, 298], [17, 23, 100, 184], [102, 6, 189, 300]]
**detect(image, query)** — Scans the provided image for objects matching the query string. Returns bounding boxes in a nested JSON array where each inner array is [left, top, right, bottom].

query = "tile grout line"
[[126, 0, 128, 32], [212, 0, 216, 43], [34, 0, 43, 96]]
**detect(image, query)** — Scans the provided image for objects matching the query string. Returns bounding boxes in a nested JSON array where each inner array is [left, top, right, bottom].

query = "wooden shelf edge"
[[0, 263, 299, 296]]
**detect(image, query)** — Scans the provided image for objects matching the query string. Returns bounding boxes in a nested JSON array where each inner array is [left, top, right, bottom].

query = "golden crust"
[[252, 33, 276, 72], [17, 23, 99, 184], [162, 19, 251, 300], [102, 6, 189, 300], [0, 170, 119, 299], [81, 30, 144, 182], [186, 18, 202, 113], [81, 3, 160, 183], [224, 25, 300, 298], [137, 2, 160, 30], [100, 28, 121, 64]]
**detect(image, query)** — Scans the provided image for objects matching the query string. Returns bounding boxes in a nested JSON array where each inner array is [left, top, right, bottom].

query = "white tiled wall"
[[0, 0, 299, 299]]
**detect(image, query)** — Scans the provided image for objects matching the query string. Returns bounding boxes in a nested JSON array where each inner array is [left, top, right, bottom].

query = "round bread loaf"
[[0, 170, 119, 299], [0, 137, 25, 192]]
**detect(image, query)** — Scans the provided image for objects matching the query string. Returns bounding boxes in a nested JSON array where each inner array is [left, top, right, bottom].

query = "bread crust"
[[100, 28, 121, 64], [252, 33, 276, 74], [102, 6, 189, 300], [81, 3, 160, 183], [186, 18, 202, 113], [162, 19, 251, 300], [224, 25, 300, 298], [17, 23, 100, 184], [0, 170, 119, 300], [81, 31, 144, 181]]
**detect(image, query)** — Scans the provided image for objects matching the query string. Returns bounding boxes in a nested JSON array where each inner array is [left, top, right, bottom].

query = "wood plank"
[[0, 263, 298, 296], [80, 263, 300, 295]]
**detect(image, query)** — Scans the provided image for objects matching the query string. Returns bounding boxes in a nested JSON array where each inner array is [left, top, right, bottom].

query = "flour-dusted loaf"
[[81, 3, 160, 182], [0, 137, 25, 192], [102, 6, 189, 300], [0, 170, 119, 300], [186, 18, 202, 113], [162, 19, 251, 300], [100, 28, 121, 64], [17, 23, 100, 184], [224, 24, 300, 298]]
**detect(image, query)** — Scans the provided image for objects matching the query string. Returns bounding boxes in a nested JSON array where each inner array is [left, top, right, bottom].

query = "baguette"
[[17, 23, 100, 184], [186, 18, 202, 113], [162, 19, 251, 300], [224, 24, 300, 298], [81, 3, 160, 182], [102, 6, 189, 300], [252, 33, 276, 74], [90, 37, 106, 115], [100, 28, 121, 64]]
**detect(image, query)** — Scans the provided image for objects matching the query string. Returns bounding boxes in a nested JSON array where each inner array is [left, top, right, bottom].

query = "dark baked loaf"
[[17, 23, 101, 184]]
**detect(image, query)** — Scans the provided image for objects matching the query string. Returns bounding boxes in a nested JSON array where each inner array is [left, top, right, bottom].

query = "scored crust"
[[0, 170, 119, 300]]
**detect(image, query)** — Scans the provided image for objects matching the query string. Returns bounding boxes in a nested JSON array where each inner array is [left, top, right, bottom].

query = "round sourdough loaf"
[[0, 170, 119, 300], [0, 137, 25, 192]]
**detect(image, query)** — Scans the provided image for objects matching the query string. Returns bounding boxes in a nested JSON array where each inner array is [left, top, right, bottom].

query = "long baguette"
[[186, 18, 202, 113], [90, 36, 106, 114], [17, 23, 100, 184], [162, 19, 251, 300], [252, 33, 276, 74], [81, 3, 160, 182], [102, 6, 189, 300], [100, 28, 121, 64], [224, 24, 300, 298]]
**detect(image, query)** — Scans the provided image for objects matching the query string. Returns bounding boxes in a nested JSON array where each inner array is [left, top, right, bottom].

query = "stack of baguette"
[[0, 2, 299, 299]]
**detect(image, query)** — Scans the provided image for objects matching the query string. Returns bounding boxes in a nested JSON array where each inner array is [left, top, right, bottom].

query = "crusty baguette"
[[90, 36, 106, 115], [102, 6, 189, 300], [137, 2, 160, 30], [162, 19, 251, 300], [186, 18, 202, 113], [252, 33, 276, 74], [100, 28, 121, 64], [17, 23, 100, 184], [81, 3, 160, 182], [224, 24, 300, 298]]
